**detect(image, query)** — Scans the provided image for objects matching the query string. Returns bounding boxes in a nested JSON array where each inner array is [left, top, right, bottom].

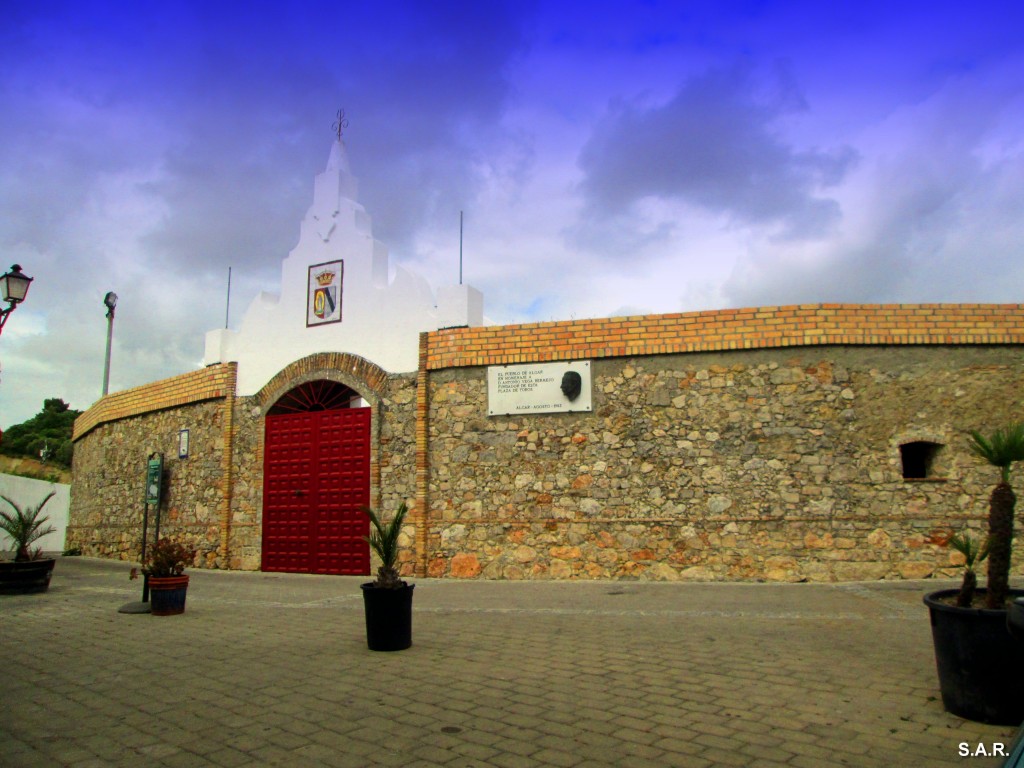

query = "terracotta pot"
[[149, 575, 190, 616]]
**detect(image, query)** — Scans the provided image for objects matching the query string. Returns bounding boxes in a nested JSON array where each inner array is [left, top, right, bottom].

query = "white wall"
[[203, 139, 485, 397], [0, 474, 69, 555]]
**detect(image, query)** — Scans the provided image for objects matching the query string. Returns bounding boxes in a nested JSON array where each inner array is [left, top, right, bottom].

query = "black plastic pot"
[[1010, 598, 1024, 643], [923, 588, 1024, 725], [361, 582, 414, 651], [0, 558, 56, 594]]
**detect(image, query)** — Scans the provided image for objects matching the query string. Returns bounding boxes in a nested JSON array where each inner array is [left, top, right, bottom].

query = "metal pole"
[[459, 211, 464, 285], [144, 452, 163, 602], [225, 266, 232, 328], [141, 500, 150, 603], [102, 302, 115, 396]]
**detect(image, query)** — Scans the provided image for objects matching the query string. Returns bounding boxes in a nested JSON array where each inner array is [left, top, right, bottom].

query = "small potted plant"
[[0, 490, 57, 594], [360, 502, 414, 651], [140, 538, 195, 616], [923, 423, 1024, 725], [948, 532, 988, 608]]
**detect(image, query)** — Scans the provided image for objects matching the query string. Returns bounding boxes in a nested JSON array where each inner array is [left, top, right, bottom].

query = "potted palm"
[[0, 490, 57, 594], [923, 423, 1024, 725], [139, 538, 195, 616], [360, 502, 414, 651], [948, 532, 988, 608]]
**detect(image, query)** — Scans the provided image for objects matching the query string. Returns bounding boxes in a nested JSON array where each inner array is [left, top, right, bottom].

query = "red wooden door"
[[262, 407, 370, 574]]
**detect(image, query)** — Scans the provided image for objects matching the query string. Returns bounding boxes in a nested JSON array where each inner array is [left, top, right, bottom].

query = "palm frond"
[[362, 502, 408, 570], [969, 423, 1024, 482], [0, 491, 57, 559], [947, 532, 989, 570]]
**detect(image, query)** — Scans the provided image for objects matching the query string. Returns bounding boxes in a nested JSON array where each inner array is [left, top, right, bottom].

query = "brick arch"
[[255, 352, 389, 414], [254, 353, 389, 562]]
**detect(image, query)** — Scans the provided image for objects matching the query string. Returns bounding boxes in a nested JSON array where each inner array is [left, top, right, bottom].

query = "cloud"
[[0, 1, 539, 427], [722, 60, 1024, 307], [2, 1, 1024, 432], [575, 64, 857, 242]]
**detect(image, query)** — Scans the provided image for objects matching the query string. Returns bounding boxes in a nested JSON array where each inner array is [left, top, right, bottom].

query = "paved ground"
[[1, 557, 1019, 768]]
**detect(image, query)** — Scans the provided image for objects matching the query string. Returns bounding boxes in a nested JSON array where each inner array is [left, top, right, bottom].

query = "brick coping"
[[425, 303, 1024, 369], [72, 304, 1024, 436], [73, 363, 237, 441]]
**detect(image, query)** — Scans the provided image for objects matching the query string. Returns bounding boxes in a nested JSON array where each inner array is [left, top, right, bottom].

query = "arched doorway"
[[261, 380, 370, 574]]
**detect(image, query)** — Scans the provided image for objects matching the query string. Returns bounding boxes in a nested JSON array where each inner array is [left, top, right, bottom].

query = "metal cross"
[[332, 109, 349, 141]]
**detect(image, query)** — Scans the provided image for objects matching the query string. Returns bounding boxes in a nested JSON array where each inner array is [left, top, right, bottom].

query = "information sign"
[[145, 455, 163, 506]]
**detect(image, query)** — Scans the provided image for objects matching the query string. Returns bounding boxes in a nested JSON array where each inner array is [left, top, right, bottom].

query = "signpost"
[[146, 455, 163, 506], [119, 453, 164, 614]]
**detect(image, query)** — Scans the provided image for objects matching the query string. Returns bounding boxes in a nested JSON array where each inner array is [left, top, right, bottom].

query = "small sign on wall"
[[307, 260, 343, 327], [488, 361, 592, 416]]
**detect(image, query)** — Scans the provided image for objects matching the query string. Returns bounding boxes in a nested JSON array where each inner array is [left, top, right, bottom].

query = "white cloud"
[[2, 2, 1024, 429]]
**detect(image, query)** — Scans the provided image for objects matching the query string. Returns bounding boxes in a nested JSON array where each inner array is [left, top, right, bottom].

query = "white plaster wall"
[[204, 140, 484, 397], [0, 474, 69, 555]]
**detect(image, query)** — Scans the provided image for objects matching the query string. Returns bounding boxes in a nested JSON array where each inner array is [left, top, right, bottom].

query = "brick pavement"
[[1, 557, 1018, 767]]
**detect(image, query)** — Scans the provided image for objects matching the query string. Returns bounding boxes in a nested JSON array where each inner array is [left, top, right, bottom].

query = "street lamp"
[[102, 291, 117, 397], [0, 264, 34, 337]]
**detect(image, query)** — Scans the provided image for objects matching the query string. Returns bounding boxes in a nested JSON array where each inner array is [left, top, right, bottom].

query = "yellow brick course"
[[72, 363, 238, 441], [425, 303, 1024, 370]]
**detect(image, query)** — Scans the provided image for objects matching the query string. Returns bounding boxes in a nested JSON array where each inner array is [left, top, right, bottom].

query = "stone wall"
[[70, 304, 1024, 580], [424, 346, 1024, 581], [68, 397, 229, 565], [70, 357, 419, 572]]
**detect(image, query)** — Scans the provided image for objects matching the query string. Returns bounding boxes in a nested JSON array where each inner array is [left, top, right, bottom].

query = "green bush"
[[0, 398, 81, 468]]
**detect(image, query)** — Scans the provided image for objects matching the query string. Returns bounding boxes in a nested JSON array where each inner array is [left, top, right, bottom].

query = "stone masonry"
[[71, 303, 1024, 581], [424, 346, 1024, 581], [419, 304, 1024, 581], [70, 356, 418, 572]]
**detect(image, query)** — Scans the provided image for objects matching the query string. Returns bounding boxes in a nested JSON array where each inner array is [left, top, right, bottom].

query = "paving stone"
[[487, 753, 544, 768], [408, 743, 458, 764], [450, 740, 501, 761], [489, 733, 540, 757], [658, 753, 713, 768], [3, 558, 1020, 768], [205, 746, 255, 767], [529, 746, 584, 767]]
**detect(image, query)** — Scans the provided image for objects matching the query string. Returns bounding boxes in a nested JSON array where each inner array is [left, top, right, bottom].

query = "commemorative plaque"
[[487, 361, 592, 416]]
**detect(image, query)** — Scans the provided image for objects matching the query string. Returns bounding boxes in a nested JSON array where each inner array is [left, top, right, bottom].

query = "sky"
[[1, 1, 1023, 429]]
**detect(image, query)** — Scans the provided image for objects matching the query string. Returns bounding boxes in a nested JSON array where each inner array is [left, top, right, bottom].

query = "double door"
[[262, 408, 370, 574]]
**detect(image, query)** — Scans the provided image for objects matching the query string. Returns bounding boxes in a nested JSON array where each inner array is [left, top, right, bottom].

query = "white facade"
[[0, 474, 69, 554], [204, 140, 483, 396]]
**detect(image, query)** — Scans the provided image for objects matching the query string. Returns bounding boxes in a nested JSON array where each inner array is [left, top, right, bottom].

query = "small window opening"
[[900, 441, 943, 479]]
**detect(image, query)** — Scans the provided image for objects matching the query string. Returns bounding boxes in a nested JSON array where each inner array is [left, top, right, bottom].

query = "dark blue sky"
[[2, 1, 1023, 426]]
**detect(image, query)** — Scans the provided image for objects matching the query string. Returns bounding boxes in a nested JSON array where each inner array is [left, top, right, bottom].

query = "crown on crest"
[[315, 270, 336, 286]]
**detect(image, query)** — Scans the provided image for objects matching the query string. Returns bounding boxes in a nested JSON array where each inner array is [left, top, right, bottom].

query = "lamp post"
[[102, 291, 117, 397], [0, 264, 34, 337]]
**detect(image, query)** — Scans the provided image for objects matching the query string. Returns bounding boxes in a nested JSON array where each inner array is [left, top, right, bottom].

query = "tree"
[[968, 423, 1024, 609], [0, 398, 81, 468]]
